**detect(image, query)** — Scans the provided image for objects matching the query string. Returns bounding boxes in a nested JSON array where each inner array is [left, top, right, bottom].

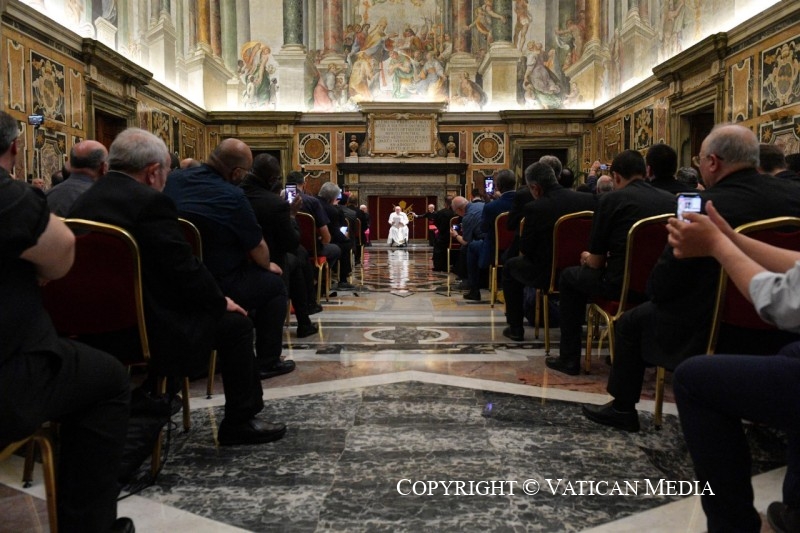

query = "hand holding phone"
[[285, 183, 297, 204], [677, 192, 702, 221]]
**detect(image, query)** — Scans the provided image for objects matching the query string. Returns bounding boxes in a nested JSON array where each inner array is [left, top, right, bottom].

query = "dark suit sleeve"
[[274, 201, 300, 254], [137, 193, 227, 317]]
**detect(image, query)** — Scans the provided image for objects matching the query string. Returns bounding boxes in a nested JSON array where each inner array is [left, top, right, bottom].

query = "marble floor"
[[0, 244, 786, 532]]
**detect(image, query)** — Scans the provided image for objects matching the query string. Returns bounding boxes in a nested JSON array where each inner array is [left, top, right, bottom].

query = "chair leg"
[[490, 266, 497, 307], [34, 433, 58, 533], [584, 306, 594, 373], [22, 439, 35, 487], [446, 250, 452, 296], [654, 366, 666, 430], [182, 377, 191, 432], [207, 350, 217, 399], [543, 293, 551, 355], [533, 290, 540, 339]]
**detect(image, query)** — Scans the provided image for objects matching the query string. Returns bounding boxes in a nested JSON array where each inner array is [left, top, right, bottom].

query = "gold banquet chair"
[[653, 216, 800, 429], [1, 429, 58, 532], [489, 211, 516, 307], [584, 214, 672, 373], [41, 219, 164, 476]]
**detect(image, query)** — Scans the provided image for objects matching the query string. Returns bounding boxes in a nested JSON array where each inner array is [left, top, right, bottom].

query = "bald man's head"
[[208, 137, 253, 184], [69, 140, 108, 179]]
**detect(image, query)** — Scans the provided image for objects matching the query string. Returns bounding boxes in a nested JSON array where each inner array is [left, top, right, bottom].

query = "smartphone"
[[339, 225, 348, 235], [485, 177, 494, 195], [452, 224, 461, 232], [285, 183, 297, 204], [677, 192, 702, 221], [599, 164, 608, 171]]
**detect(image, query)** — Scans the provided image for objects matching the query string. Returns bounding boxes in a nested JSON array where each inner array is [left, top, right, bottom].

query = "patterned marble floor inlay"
[[358, 246, 448, 293], [140, 382, 786, 533]]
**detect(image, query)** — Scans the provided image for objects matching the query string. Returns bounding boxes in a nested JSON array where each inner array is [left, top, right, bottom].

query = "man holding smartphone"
[[583, 124, 800, 432]]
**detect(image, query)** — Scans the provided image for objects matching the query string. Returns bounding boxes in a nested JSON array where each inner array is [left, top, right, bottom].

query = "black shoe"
[[457, 280, 472, 291], [130, 387, 180, 418], [582, 401, 640, 432], [259, 359, 296, 380], [545, 355, 581, 375], [217, 418, 287, 446], [463, 290, 481, 301], [337, 281, 356, 290], [110, 517, 135, 533], [503, 326, 524, 342], [768, 501, 800, 533], [308, 303, 324, 315], [296, 323, 318, 338]]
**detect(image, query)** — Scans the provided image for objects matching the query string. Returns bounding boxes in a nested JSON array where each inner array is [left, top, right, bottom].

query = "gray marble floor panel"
[[139, 382, 786, 532]]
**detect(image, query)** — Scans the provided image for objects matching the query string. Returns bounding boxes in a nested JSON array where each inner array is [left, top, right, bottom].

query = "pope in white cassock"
[[387, 206, 409, 247]]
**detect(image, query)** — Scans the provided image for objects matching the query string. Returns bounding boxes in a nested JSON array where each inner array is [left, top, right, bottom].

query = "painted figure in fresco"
[[414, 51, 447, 99], [438, 33, 453, 64], [555, 18, 585, 68], [313, 64, 337, 111], [468, 0, 506, 49], [660, 0, 686, 60], [524, 41, 564, 109], [513, 0, 531, 51], [387, 51, 415, 98], [240, 42, 277, 109], [362, 17, 394, 64], [349, 51, 376, 102], [347, 23, 369, 66], [455, 72, 488, 109]]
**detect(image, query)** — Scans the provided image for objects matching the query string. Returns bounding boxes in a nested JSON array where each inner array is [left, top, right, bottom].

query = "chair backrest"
[[448, 216, 461, 250], [548, 210, 594, 292], [615, 213, 672, 311], [493, 211, 515, 263], [707, 216, 800, 353], [296, 211, 320, 258], [178, 217, 203, 260], [41, 219, 150, 360]]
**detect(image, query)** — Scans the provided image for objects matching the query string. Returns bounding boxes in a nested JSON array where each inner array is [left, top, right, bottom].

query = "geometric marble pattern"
[[140, 382, 785, 532], [0, 243, 788, 533]]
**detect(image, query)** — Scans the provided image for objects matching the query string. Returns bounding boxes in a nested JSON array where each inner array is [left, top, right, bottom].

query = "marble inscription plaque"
[[368, 113, 437, 156]]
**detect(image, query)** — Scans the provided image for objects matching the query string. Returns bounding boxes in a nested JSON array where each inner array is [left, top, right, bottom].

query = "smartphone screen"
[[677, 193, 702, 221], [285, 183, 297, 204], [452, 224, 460, 232], [339, 225, 348, 235], [485, 177, 494, 195]]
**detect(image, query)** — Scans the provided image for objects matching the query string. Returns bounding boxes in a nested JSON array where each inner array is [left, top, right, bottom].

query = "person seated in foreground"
[[70, 128, 286, 445], [462, 169, 516, 302], [0, 110, 133, 532], [502, 162, 595, 341], [582, 123, 800, 432], [164, 138, 293, 380], [318, 181, 355, 290], [46, 139, 108, 216], [546, 149, 676, 376], [242, 153, 319, 337], [387, 205, 409, 247], [667, 201, 800, 533], [646, 143, 693, 194]]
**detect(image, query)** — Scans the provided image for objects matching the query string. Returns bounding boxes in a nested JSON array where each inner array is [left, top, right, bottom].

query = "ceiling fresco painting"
[[19, 0, 782, 112]]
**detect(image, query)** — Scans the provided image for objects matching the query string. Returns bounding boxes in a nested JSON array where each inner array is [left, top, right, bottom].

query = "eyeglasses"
[[693, 153, 724, 166]]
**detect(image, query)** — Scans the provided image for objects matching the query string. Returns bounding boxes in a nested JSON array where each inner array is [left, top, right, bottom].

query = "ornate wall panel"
[[6, 39, 25, 112], [759, 116, 800, 155], [633, 107, 654, 151], [68, 68, 84, 129], [760, 37, 800, 115], [30, 51, 66, 123], [471, 131, 505, 166], [729, 57, 752, 123], [299, 132, 332, 166]]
